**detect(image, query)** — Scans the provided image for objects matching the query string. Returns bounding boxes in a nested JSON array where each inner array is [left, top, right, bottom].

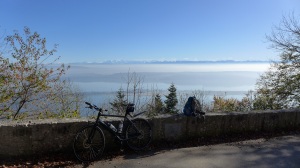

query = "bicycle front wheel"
[[73, 125, 105, 162], [126, 118, 152, 150]]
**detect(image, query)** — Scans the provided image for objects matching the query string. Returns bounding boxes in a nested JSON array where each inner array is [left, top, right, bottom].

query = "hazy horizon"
[[65, 62, 270, 93]]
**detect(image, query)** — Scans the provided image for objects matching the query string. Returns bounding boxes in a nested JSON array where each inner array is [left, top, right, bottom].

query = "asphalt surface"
[[76, 134, 300, 168]]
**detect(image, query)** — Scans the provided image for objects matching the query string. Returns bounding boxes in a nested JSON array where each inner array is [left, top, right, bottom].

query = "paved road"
[[77, 135, 300, 168]]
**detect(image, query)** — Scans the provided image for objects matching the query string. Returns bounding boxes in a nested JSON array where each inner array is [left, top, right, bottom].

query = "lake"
[[64, 62, 271, 105]]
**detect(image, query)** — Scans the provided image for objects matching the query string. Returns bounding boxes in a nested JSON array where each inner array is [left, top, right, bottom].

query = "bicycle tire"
[[126, 118, 152, 150], [73, 125, 105, 162]]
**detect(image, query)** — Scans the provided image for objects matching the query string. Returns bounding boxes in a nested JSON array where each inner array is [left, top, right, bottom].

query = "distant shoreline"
[[68, 60, 274, 65]]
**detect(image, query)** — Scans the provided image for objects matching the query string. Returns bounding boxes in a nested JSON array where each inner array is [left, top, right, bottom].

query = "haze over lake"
[[65, 62, 271, 93]]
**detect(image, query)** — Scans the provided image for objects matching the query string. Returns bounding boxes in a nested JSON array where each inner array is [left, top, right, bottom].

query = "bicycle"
[[73, 102, 152, 162]]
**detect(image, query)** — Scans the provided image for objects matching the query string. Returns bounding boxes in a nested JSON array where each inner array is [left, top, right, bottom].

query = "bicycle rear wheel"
[[126, 118, 152, 150], [73, 125, 105, 162]]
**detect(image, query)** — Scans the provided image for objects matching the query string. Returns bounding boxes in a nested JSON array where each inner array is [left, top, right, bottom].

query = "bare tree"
[[255, 13, 300, 109], [267, 13, 300, 54], [110, 70, 145, 114], [124, 70, 145, 110], [178, 89, 209, 113]]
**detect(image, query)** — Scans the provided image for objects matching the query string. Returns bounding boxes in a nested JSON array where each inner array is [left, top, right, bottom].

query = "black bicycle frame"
[[93, 110, 146, 141]]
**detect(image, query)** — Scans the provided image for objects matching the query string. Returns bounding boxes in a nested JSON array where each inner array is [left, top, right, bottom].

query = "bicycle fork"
[[86, 126, 97, 145]]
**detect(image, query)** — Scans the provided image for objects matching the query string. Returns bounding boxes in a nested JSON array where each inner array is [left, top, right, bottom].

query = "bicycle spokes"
[[126, 119, 152, 150], [73, 125, 105, 162]]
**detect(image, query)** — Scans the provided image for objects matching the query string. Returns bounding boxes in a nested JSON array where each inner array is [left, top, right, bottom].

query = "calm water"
[[64, 63, 270, 104]]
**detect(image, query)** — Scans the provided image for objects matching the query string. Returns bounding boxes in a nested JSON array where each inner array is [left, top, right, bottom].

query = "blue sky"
[[1, 0, 299, 63]]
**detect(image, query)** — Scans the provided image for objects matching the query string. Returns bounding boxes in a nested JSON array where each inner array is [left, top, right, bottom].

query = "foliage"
[[38, 80, 83, 119], [208, 91, 254, 112], [0, 27, 81, 119], [147, 93, 164, 117], [212, 96, 240, 112], [110, 87, 127, 115], [253, 71, 281, 110], [255, 13, 300, 109], [164, 83, 178, 114], [211, 96, 249, 112]]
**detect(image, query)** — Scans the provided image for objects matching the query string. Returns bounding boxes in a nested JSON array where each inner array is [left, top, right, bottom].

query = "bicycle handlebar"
[[85, 102, 93, 108], [85, 102, 107, 112], [85, 102, 99, 110]]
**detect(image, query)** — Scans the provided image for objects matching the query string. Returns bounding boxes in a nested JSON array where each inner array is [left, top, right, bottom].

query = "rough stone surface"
[[0, 109, 300, 159]]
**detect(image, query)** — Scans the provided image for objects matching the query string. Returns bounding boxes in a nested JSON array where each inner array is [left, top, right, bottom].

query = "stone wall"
[[0, 109, 300, 159]]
